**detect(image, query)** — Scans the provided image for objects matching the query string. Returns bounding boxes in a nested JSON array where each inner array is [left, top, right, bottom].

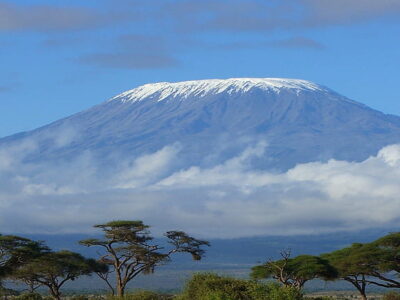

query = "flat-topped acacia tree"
[[79, 220, 210, 296], [321, 243, 374, 300], [251, 250, 337, 289], [0, 235, 48, 283], [360, 232, 400, 289], [12, 250, 105, 300]]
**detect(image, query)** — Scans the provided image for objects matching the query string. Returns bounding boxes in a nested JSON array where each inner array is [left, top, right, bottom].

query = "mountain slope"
[[2, 78, 400, 170]]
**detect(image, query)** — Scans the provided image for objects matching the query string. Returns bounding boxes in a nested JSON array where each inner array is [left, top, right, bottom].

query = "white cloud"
[[114, 144, 181, 189], [0, 136, 400, 238]]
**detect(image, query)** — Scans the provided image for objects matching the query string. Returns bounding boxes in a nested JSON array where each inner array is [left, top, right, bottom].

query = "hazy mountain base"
[[5, 271, 390, 295], [5, 229, 392, 293]]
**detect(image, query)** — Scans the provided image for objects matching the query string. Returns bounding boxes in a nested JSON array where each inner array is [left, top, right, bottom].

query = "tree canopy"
[[321, 243, 380, 300], [364, 233, 400, 288], [80, 220, 210, 296], [252, 250, 336, 289], [12, 250, 104, 300], [0, 235, 48, 281]]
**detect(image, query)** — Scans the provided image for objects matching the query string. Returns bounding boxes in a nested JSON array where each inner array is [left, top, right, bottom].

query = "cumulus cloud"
[[1, 134, 400, 238], [114, 144, 181, 189]]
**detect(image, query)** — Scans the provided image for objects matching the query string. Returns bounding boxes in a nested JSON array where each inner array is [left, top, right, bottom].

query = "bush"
[[266, 284, 303, 300], [304, 297, 335, 300], [177, 273, 301, 300], [383, 292, 400, 300], [0, 286, 19, 296], [16, 293, 43, 300], [126, 291, 167, 300], [107, 290, 172, 300], [70, 295, 89, 300]]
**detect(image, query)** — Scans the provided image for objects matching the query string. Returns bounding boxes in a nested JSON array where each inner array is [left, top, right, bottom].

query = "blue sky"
[[1, 0, 400, 138]]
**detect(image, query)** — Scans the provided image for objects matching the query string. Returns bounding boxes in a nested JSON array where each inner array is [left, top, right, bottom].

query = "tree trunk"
[[49, 286, 61, 300], [116, 273, 125, 296], [116, 283, 125, 297], [346, 278, 367, 300], [361, 294, 368, 300]]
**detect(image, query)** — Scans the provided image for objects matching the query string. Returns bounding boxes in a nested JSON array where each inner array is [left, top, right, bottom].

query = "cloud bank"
[[1, 132, 400, 238]]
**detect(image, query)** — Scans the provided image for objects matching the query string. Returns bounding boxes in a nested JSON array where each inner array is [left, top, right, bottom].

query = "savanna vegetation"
[[1, 222, 400, 300]]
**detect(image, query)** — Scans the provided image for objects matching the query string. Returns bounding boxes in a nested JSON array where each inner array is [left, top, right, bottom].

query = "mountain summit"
[[109, 78, 328, 103], [1, 78, 400, 170]]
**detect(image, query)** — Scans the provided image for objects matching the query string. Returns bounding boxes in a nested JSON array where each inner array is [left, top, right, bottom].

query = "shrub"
[[70, 295, 89, 300], [266, 283, 303, 300], [16, 293, 43, 300], [0, 286, 19, 296], [304, 297, 335, 300], [383, 291, 400, 300], [177, 273, 287, 300], [107, 290, 172, 300]]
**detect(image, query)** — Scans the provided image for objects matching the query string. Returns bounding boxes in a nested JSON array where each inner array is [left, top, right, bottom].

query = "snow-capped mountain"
[[2, 78, 400, 170], [2, 77, 400, 237]]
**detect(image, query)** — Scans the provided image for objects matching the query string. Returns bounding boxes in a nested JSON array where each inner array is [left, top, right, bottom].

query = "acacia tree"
[[362, 232, 400, 288], [251, 249, 336, 289], [0, 234, 48, 289], [321, 243, 383, 300], [8, 240, 50, 292], [80, 220, 210, 296], [13, 250, 104, 300], [322, 235, 400, 299]]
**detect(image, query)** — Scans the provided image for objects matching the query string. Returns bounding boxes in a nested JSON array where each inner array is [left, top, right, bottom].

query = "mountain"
[[2, 78, 400, 170]]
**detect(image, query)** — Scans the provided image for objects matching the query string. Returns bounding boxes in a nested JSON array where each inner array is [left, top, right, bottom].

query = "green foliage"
[[80, 220, 209, 296], [252, 254, 336, 288], [0, 285, 19, 296], [321, 243, 383, 277], [304, 297, 335, 300], [177, 273, 299, 300], [266, 283, 303, 300], [15, 292, 43, 300], [15, 250, 100, 282], [321, 243, 375, 298], [371, 232, 400, 276], [322, 232, 400, 290], [165, 231, 210, 261], [0, 235, 48, 279], [96, 220, 149, 229], [70, 295, 89, 300], [107, 290, 172, 300], [13, 250, 103, 300], [374, 232, 400, 248], [383, 291, 400, 300]]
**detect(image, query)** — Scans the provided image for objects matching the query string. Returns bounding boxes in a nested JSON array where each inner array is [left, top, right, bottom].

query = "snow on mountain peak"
[[109, 78, 328, 103]]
